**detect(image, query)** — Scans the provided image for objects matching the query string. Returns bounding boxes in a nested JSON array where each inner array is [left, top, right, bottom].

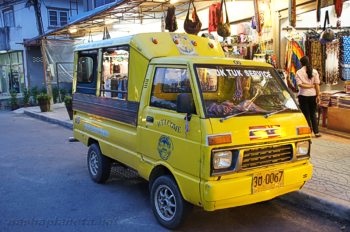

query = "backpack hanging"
[[320, 10, 335, 44], [217, 0, 231, 38], [165, 4, 178, 32], [103, 27, 111, 40], [184, 0, 202, 35]]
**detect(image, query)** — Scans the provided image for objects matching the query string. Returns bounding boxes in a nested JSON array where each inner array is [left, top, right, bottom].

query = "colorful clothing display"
[[325, 39, 339, 85], [339, 35, 350, 81], [285, 39, 305, 92], [343, 36, 350, 64], [310, 40, 324, 80]]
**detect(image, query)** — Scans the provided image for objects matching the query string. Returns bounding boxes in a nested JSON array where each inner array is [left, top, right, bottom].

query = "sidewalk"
[[19, 103, 73, 129], [18, 104, 350, 222]]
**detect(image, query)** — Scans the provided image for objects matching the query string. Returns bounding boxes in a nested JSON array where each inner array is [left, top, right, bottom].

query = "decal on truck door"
[[157, 135, 174, 160]]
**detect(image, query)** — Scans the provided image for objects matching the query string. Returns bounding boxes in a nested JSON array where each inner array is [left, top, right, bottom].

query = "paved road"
[[305, 134, 350, 203], [0, 112, 349, 232]]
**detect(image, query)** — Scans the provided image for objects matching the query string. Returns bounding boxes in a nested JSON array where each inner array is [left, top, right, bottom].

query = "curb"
[[23, 110, 73, 130], [319, 127, 350, 140], [279, 188, 350, 222]]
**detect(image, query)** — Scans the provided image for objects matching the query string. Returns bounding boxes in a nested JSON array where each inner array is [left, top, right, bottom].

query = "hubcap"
[[154, 184, 176, 221], [89, 151, 99, 176]]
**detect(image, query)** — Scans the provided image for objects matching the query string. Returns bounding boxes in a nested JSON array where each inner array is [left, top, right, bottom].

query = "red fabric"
[[208, 3, 221, 33], [335, 0, 343, 18]]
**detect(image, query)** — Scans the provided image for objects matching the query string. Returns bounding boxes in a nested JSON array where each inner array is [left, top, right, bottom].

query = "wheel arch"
[[88, 137, 99, 147], [149, 165, 173, 188], [148, 164, 189, 203]]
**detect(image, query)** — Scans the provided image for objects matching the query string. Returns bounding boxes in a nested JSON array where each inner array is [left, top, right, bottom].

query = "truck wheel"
[[150, 175, 188, 229], [87, 143, 111, 183]]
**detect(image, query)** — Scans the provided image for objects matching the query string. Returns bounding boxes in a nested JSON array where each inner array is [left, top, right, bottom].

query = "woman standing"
[[296, 56, 321, 137]]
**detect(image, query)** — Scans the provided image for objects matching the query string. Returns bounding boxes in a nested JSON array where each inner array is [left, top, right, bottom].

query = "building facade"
[[0, 0, 84, 106]]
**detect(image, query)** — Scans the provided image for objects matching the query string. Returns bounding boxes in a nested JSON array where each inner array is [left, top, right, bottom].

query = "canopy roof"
[[43, 0, 215, 39]]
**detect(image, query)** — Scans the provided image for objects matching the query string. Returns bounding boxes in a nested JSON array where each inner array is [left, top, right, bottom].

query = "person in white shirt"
[[296, 56, 321, 137]]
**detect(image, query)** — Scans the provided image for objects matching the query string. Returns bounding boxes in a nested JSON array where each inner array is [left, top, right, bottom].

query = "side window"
[[150, 67, 192, 111], [3, 8, 15, 27], [77, 57, 93, 83], [100, 46, 129, 100], [76, 50, 97, 95]]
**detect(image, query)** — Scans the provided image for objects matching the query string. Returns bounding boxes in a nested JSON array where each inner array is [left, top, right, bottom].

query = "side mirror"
[[176, 93, 195, 114]]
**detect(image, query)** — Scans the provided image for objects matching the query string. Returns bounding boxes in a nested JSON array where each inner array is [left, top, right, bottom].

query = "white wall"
[[5, 0, 84, 50], [41, 0, 84, 33], [0, 0, 84, 91], [280, 2, 350, 30], [93, 0, 255, 42]]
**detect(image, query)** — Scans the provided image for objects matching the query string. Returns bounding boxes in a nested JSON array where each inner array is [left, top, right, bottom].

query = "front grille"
[[242, 144, 293, 169]]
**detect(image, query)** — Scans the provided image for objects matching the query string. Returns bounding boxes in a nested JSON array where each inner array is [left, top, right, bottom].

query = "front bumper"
[[201, 162, 313, 211]]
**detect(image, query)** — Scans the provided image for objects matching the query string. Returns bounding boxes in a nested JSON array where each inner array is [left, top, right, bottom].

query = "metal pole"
[[56, 62, 61, 102]]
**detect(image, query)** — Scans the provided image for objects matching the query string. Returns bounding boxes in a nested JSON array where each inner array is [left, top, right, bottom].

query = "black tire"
[[87, 143, 111, 183], [150, 175, 188, 229]]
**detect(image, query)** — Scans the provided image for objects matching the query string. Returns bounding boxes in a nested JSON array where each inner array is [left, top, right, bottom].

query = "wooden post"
[[41, 38, 54, 105]]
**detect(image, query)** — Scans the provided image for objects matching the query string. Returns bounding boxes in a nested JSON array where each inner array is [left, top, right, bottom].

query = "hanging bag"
[[253, 0, 261, 35], [217, 0, 231, 38], [289, 0, 296, 28], [165, 4, 178, 32], [184, 0, 202, 35], [334, 0, 343, 28], [320, 10, 335, 44]]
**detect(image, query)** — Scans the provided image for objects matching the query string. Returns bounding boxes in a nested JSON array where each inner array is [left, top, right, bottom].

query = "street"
[[0, 111, 349, 232]]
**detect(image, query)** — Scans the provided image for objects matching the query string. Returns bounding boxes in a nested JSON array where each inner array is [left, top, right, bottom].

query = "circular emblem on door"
[[157, 135, 173, 160]]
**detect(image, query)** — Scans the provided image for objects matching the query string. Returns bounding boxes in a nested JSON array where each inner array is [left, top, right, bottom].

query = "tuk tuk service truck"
[[72, 32, 313, 229]]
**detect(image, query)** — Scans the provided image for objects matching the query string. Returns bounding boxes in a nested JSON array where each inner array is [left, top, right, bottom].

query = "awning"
[[36, 0, 215, 40]]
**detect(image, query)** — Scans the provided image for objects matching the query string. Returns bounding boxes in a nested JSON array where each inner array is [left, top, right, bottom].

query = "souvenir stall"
[[280, 1, 350, 133], [163, 0, 277, 66], [215, 0, 277, 67]]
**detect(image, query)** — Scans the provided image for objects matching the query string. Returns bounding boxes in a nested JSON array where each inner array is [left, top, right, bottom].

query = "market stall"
[[279, 1, 350, 133]]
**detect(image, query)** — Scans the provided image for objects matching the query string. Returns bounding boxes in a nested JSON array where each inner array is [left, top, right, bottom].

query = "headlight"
[[213, 151, 232, 169], [296, 141, 310, 159]]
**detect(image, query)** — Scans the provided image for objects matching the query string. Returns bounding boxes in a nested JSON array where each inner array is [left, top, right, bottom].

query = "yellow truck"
[[72, 32, 312, 229]]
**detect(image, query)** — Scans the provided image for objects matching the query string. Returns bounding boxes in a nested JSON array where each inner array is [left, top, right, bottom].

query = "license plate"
[[252, 170, 284, 193]]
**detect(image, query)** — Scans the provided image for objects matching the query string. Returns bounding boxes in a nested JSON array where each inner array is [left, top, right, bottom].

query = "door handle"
[[146, 116, 154, 123]]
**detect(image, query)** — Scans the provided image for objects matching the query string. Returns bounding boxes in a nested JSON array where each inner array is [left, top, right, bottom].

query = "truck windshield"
[[195, 65, 298, 118]]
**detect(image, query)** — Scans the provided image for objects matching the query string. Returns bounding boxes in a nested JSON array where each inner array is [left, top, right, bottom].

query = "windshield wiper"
[[220, 110, 250, 122], [220, 88, 265, 123], [264, 107, 289, 118]]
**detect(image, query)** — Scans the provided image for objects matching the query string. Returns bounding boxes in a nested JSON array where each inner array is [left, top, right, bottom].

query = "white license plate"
[[252, 169, 284, 193]]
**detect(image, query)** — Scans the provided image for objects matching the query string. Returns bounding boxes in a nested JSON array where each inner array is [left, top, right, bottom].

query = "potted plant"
[[23, 88, 30, 107], [64, 95, 73, 120], [37, 93, 51, 112], [10, 90, 19, 110], [31, 86, 39, 105]]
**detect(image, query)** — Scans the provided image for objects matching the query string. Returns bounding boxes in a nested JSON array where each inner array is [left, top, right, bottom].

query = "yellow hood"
[[208, 112, 310, 146]]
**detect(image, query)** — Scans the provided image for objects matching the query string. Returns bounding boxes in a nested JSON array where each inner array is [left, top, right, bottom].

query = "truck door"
[[138, 65, 202, 202]]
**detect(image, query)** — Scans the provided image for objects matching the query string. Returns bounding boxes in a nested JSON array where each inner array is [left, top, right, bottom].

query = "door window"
[[150, 67, 192, 111], [77, 57, 93, 83], [76, 50, 98, 95]]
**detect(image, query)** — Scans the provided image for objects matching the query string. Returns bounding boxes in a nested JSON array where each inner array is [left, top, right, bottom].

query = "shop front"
[[0, 51, 25, 100], [277, 2, 350, 134], [187, 0, 350, 135], [23, 0, 350, 135]]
